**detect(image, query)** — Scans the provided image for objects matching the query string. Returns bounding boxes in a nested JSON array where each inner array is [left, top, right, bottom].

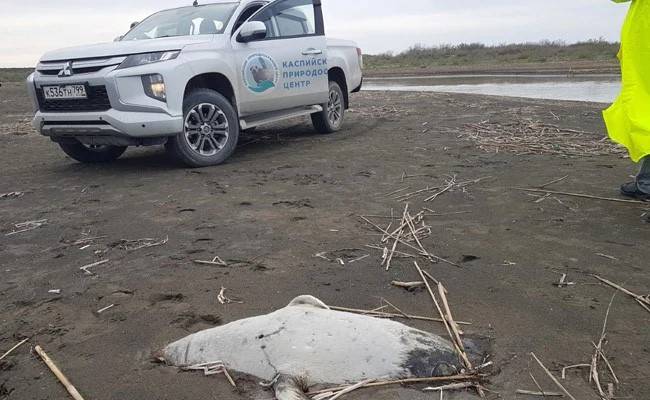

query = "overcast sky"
[[0, 0, 629, 67]]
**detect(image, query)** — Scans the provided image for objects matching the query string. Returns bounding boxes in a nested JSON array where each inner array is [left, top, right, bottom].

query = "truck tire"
[[312, 81, 345, 134], [58, 141, 127, 163], [167, 89, 239, 167]]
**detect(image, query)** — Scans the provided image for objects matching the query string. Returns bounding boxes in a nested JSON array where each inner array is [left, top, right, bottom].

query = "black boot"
[[620, 181, 650, 200]]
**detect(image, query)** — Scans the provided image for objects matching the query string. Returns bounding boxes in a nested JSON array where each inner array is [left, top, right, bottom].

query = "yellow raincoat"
[[603, 0, 650, 162]]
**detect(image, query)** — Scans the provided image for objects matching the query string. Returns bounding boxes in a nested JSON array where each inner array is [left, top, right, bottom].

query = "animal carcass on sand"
[[162, 296, 463, 399]]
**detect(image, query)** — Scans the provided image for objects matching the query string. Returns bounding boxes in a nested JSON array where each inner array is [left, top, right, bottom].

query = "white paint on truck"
[[26, 0, 363, 167]]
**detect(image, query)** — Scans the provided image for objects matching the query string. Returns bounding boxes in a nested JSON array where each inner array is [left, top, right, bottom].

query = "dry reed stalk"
[[307, 374, 481, 396], [593, 275, 650, 312], [96, 304, 115, 314], [0, 191, 24, 199], [328, 305, 471, 325], [383, 204, 410, 270], [380, 298, 410, 319], [463, 120, 626, 157], [391, 280, 425, 290], [194, 256, 228, 266], [360, 215, 459, 267], [5, 219, 48, 236], [530, 353, 577, 400], [0, 338, 29, 361], [381, 208, 422, 243], [561, 364, 590, 379], [217, 287, 242, 305], [383, 187, 410, 197], [414, 262, 457, 349], [527, 371, 553, 398], [424, 176, 457, 202], [589, 292, 619, 398], [366, 245, 415, 258], [404, 210, 429, 258], [326, 378, 376, 400], [396, 186, 439, 201], [438, 283, 471, 368], [517, 188, 646, 205], [424, 176, 490, 202], [422, 382, 475, 392], [539, 175, 570, 189], [515, 389, 563, 397], [117, 236, 169, 251], [590, 341, 605, 398], [34, 345, 86, 400], [184, 361, 237, 387], [79, 259, 109, 275], [414, 263, 484, 398]]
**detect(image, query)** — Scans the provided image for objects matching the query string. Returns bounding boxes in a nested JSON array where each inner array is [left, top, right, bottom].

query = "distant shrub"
[[364, 40, 620, 70], [0, 68, 33, 83]]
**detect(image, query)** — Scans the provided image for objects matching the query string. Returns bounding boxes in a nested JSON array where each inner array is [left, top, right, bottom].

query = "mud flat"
[[1, 81, 648, 400], [363, 60, 620, 78]]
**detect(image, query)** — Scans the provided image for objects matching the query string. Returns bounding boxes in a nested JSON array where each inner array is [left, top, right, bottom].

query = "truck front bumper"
[[27, 58, 188, 145], [33, 109, 183, 146]]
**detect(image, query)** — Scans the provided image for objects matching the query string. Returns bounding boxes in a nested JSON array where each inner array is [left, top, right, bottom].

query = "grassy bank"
[[0, 40, 621, 82], [365, 40, 620, 76], [0, 68, 33, 83]]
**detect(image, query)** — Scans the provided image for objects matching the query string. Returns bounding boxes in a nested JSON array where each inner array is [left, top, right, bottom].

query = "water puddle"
[[363, 74, 621, 103]]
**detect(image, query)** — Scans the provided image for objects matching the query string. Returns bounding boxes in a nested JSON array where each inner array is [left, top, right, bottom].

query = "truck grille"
[[38, 65, 108, 76], [36, 85, 111, 112]]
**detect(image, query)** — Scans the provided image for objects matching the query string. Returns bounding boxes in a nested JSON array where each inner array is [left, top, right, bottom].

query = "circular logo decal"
[[243, 53, 279, 94]]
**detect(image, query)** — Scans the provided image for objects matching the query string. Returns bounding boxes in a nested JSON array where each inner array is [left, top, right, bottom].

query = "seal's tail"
[[274, 374, 310, 400]]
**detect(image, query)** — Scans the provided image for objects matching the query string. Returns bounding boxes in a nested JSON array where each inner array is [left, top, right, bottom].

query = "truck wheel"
[[58, 141, 127, 163], [312, 81, 345, 134], [167, 89, 239, 167]]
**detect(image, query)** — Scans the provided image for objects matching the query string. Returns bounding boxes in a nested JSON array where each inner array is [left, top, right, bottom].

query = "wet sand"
[[1, 82, 648, 400]]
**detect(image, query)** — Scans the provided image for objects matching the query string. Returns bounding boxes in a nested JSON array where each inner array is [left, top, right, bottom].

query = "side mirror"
[[237, 21, 267, 43], [130, 21, 139, 29]]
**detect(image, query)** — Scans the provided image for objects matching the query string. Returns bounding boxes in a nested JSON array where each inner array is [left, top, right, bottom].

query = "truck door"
[[232, 0, 329, 116]]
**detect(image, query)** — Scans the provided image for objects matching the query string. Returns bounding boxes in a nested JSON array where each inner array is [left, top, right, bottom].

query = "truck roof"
[[134, 0, 268, 32], [158, 0, 266, 12]]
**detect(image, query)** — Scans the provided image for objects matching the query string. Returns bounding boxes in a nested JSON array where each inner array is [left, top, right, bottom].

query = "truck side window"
[[252, 0, 316, 39], [232, 4, 265, 34]]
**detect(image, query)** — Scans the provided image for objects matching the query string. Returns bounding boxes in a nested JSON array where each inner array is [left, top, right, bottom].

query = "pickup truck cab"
[[26, 0, 363, 167]]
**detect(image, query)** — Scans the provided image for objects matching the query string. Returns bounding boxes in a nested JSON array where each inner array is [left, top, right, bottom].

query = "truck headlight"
[[118, 51, 180, 69], [142, 74, 166, 102]]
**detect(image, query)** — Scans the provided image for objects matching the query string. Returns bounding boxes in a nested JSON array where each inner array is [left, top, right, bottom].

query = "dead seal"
[[162, 295, 463, 399]]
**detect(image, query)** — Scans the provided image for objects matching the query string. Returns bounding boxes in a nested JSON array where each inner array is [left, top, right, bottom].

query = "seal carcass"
[[163, 296, 462, 399]]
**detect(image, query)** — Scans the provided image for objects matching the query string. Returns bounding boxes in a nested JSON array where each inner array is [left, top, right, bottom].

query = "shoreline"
[[363, 61, 620, 78], [0, 61, 622, 83]]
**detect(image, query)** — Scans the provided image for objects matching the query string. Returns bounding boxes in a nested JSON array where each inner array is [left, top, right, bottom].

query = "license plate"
[[43, 85, 87, 100]]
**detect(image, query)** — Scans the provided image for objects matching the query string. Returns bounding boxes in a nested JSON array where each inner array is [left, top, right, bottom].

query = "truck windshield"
[[121, 3, 239, 41]]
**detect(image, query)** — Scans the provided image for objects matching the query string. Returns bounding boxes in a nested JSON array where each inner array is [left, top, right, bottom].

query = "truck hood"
[[40, 36, 214, 62]]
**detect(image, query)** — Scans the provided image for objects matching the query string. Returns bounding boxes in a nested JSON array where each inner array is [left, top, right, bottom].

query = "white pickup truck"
[[26, 0, 363, 167]]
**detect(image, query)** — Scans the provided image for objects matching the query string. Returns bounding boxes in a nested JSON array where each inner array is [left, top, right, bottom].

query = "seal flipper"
[[273, 374, 309, 400]]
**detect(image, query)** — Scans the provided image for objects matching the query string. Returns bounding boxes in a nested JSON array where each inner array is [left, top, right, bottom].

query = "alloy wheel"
[[327, 89, 343, 127], [184, 103, 230, 157]]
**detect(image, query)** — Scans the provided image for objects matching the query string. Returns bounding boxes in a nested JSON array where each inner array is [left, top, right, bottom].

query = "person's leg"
[[636, 156, 650, 194], [620, 156, 650, 198]]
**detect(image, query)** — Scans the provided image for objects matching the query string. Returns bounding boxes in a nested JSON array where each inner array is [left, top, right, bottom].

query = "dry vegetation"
[[460, 119, 627, 158], [365, 40, 620, 73], [0, 68, 32, 83]]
